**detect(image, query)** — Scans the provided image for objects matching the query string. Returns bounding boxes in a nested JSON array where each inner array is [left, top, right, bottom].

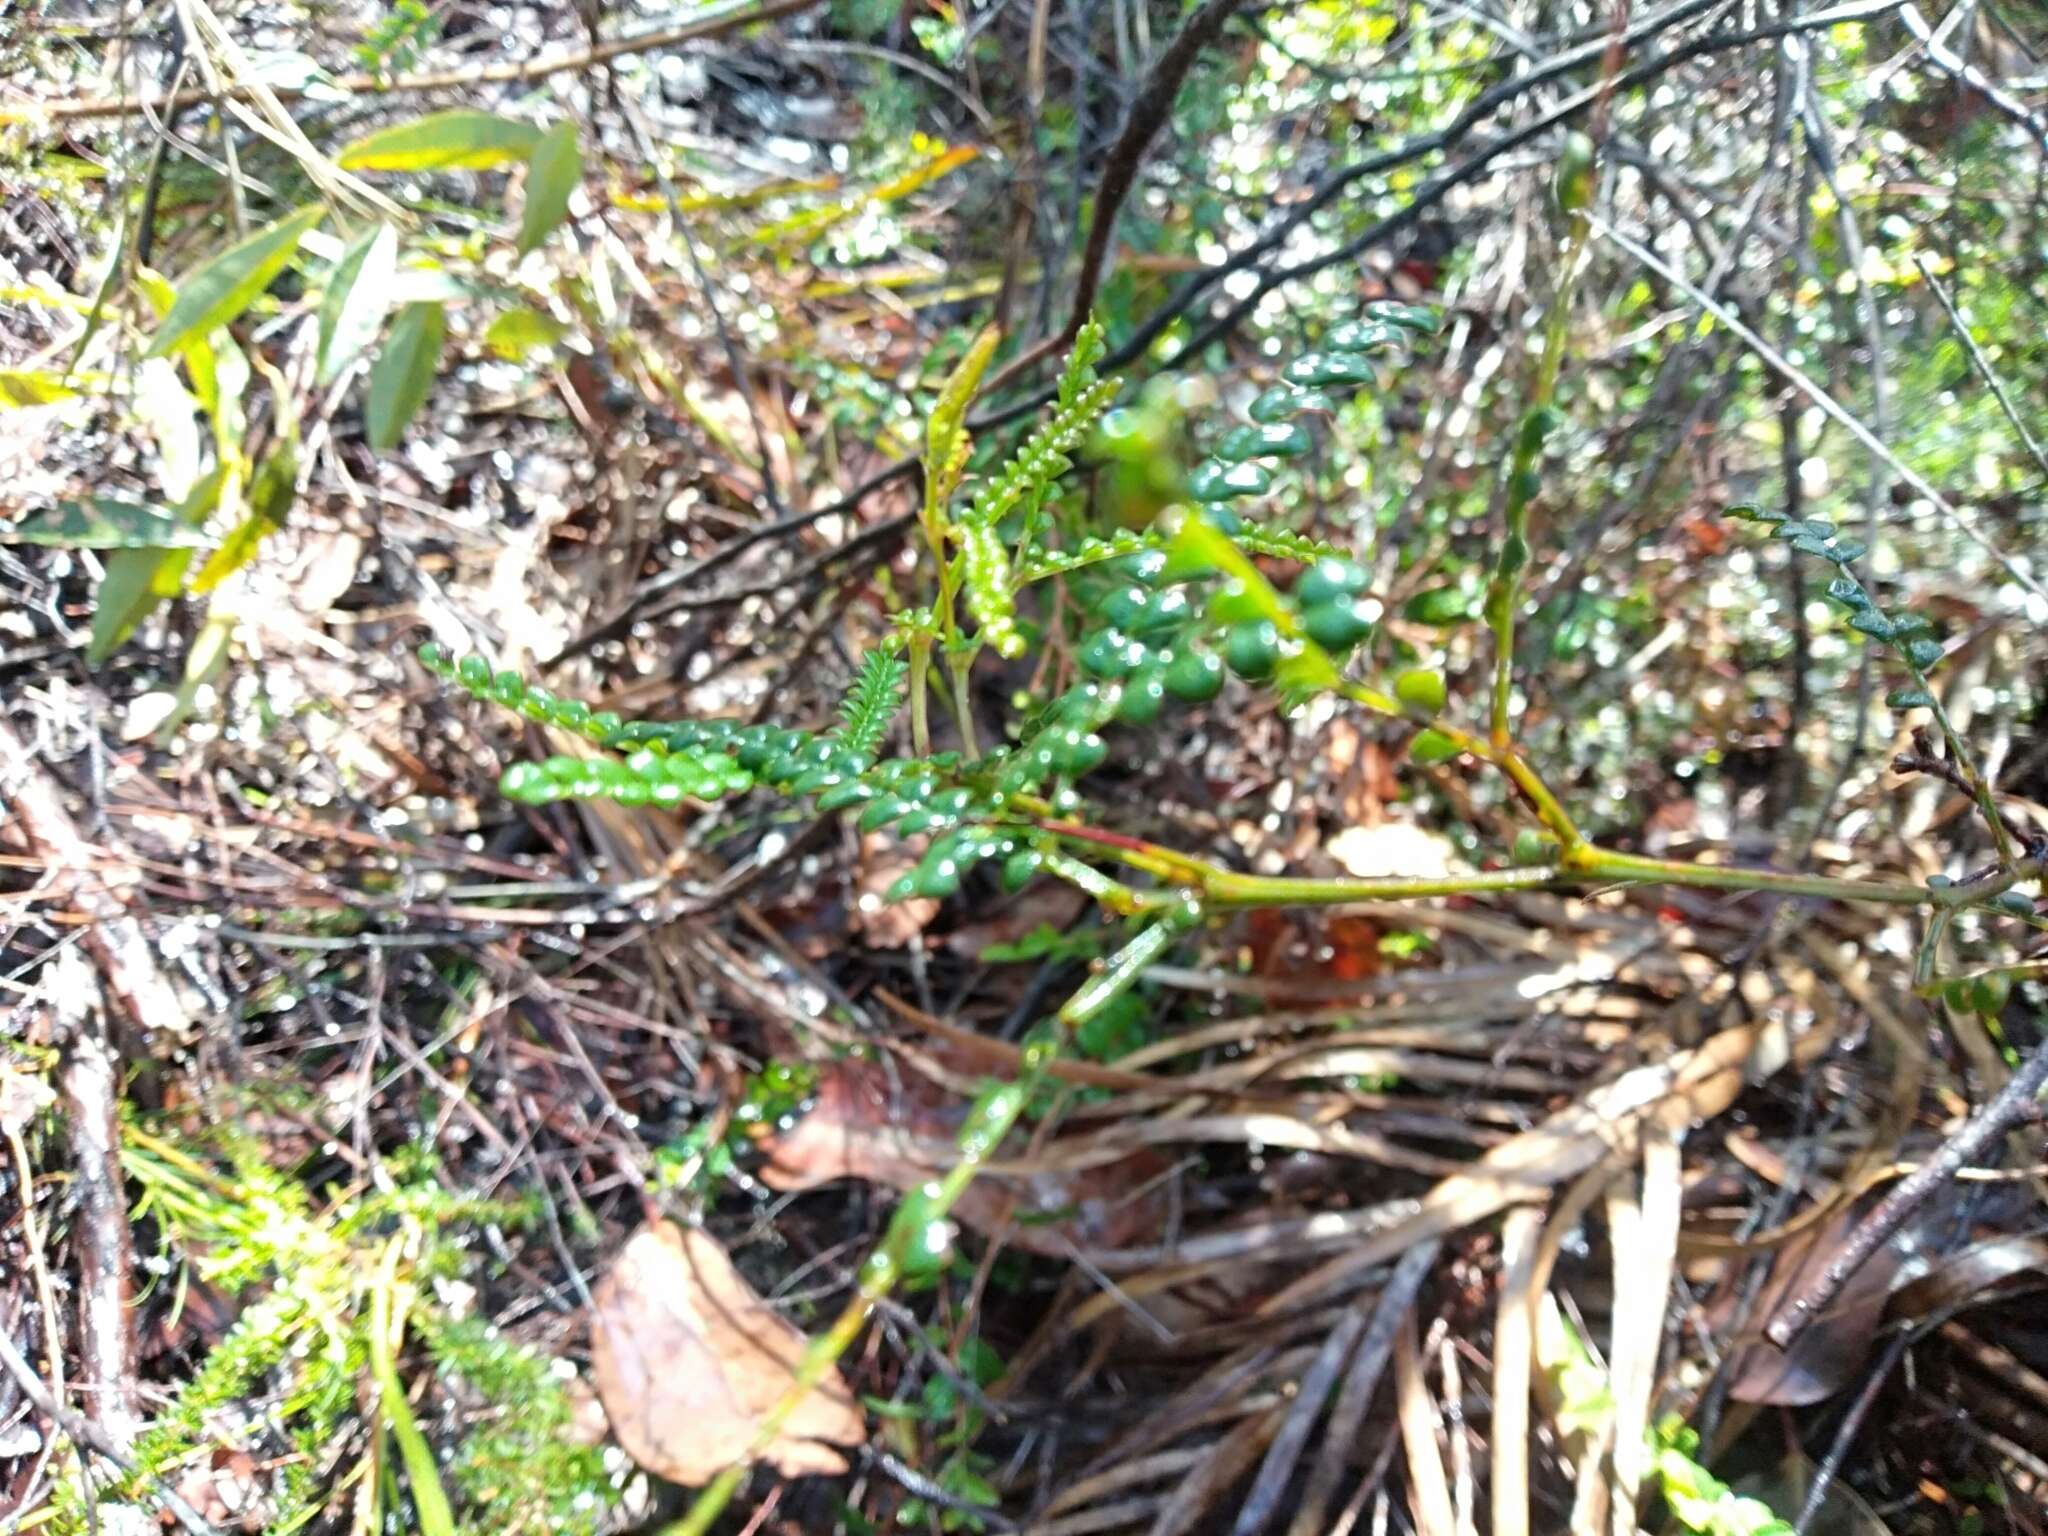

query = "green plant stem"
[[667, 917, 1184, 1536], [908, 633, 933, 756], [1486, 208, 1591, 752], [1339, 681, 1584, 847], [369, 1237, 457, 1536], [1907, 661, 2019, 869]]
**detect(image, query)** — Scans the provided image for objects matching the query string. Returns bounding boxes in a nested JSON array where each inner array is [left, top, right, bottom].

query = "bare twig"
[[0, 1325, 218, 1536], [3, 0, 824, 123], [1766, 1042, 2048, 1349]]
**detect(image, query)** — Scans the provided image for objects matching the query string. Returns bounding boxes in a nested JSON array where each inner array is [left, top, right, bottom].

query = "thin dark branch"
[[1766, 1042, 2048, 1350]]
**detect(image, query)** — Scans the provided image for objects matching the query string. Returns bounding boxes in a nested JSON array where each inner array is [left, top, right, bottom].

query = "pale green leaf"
[[0, 370, 80, 408], [190, 443, 297, 595], [516, 121, 580, 255], [134, 359, 202, 502], [318, 222, 399, 384], [338, 109, 541, 172], [366, 302, 445, 451], [482, 307, 568, 361], [924, 325, 999, 504], [89, 548, 194, 663], [145, 204, 327, 360]]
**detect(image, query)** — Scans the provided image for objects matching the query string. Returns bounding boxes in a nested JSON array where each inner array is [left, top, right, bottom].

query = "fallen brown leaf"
[[758, 1058, 1168, 1255], [589, 1221, 864, 1485]]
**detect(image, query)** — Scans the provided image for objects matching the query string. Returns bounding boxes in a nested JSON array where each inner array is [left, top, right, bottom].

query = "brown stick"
[[979, 0, 1249, 394], [1765, 1041, 2048, 1349], [0, 1323, 218, 1536], [2, 723, 166, 1450], [2, 0, 821, 124], [58, 953, 146, 1450]]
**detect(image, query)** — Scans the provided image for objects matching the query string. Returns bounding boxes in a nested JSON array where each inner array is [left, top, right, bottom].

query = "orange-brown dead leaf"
[[589, 1221, 864, 1485], [758, 1059, 1168, 1255]]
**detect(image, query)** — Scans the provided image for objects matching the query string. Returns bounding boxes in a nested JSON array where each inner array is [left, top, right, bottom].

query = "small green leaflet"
[[5, 497, 209, 549], [482, 307, 567, 361], [516, 121, 581, 255], [366, 301, 445, 451], [339, 109, 542, 172], [89, 548, 196, 664], [145, 204, 327, 360], [192, 444, 298, 595], [318, 222, 399, 384], [0, 370, 83, 408]]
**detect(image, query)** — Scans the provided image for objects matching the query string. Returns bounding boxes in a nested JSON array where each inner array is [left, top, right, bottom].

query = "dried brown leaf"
[[589, 1221, 864, 1485], [757, 1058, 1168, 1254]]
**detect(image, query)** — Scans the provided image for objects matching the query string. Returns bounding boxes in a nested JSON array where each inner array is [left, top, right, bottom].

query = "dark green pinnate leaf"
[[1828, 539, 1867, 564], [1403, 586, 1472, 626], [1216, 421, 1312, 462], [1161, 647, 1224, 702], [1248, 385, 1333, 423], [366, 301, 445, 451], [1114, 668, 1168, 724], [1847, 611, 1894, 640], [1367, 301, 1439, 334], [146, 203, 326, 359], [1824, 577, 1869, 609], [1282, 351, 1374, 388], [1409, 729, 1461, 765], [1187, 460, 1274, 502], [516, 120, 581, 255], [339, 109, 542, 171], [1787, 533, 1833, 559], [1904, 637, 1945, 669], [1222, 620, 1282, 680], [1301, 596, 1376, 652], [1885, 686, 1934, 709], [1325, 319, 1402, 352]]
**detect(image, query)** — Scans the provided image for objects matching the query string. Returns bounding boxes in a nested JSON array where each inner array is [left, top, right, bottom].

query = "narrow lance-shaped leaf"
[[145, 203, 327, 360], [83, 467, 225, 664], [924, 325, 1000, 508], [6, 497, 209, 549], [0, 370, 81, 408], [191, 441, 298, 595], [366, 301, 445, 452], [516, 120, 581, 255], [318, 222, 399, 384], [338, 109, 541, 172]]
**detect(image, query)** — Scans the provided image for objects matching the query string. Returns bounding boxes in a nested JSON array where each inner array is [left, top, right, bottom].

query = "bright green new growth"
[[422, 303, 1439, 907], [831, 648, 909, 760]]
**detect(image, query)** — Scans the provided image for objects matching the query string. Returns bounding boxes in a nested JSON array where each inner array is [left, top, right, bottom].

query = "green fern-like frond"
[[831, 648, 907, 760], [960, 522, 1027, 658], [962, 373, 1120, 534]]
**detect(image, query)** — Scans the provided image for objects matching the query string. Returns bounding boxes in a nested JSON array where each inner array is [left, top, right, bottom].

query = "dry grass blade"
[[1490, 1207, 1544, 1536], [1287, 1240, 1442, 1536], [1142, 1404, 1287, 1536], [1396, 1315, 1456, 1536], [1605, 1130, 1682, 1535], [1257, 1023, 1768, 1318]]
